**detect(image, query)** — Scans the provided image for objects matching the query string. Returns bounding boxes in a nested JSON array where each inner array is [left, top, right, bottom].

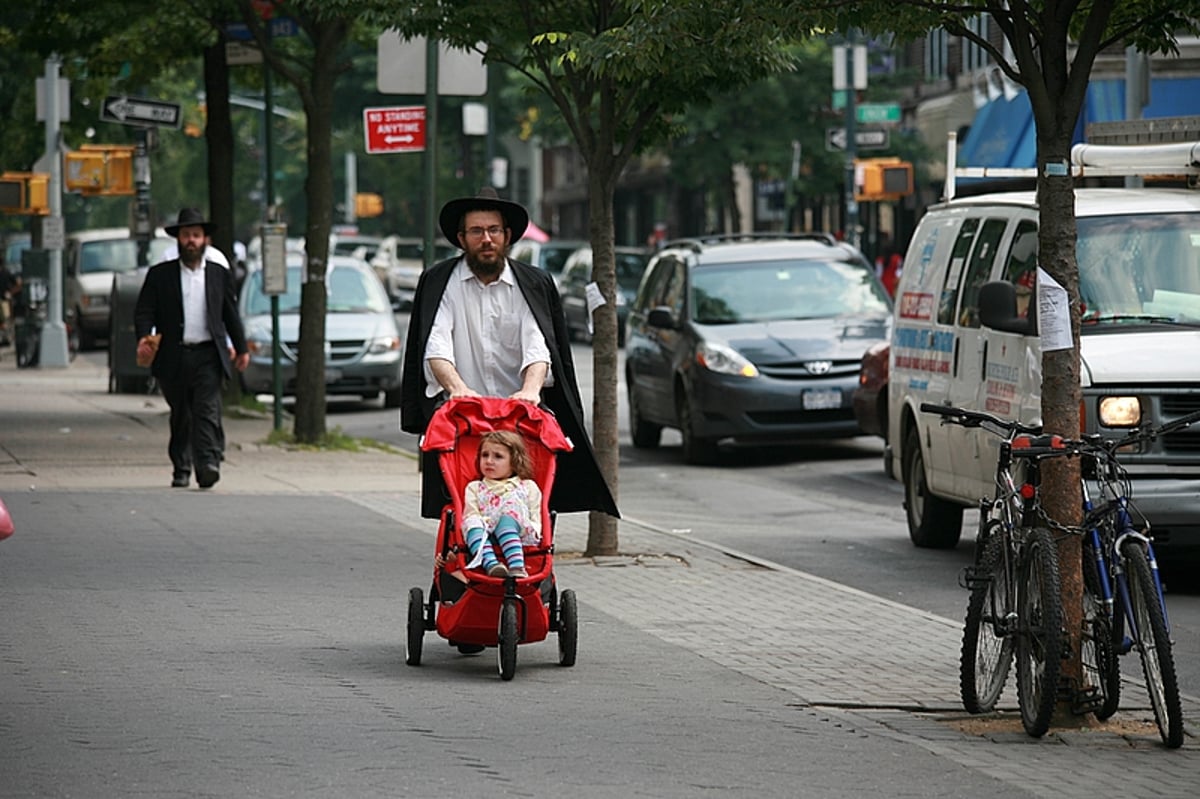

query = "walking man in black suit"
[[134, 208, 249, 489]]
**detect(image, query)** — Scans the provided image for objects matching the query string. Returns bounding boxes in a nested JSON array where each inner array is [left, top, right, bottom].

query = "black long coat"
[[133, 259, 247, 382], [400, 256, 619, 520]]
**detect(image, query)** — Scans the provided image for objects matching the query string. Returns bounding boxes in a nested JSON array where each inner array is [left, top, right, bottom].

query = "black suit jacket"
[[400, 256, 619, 519], [134, 258, 248, 382]]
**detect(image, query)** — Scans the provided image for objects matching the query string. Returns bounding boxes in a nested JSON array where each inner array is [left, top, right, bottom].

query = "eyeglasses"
[[463, 225, 505, 240]]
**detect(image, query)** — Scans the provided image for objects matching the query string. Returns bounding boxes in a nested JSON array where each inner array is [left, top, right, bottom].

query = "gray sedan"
[[238, 255, 403, 407]]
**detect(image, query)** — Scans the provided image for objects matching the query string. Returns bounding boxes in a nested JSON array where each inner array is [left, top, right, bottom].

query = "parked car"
[[851, 341, 889, 440], [625, 233, 893, 464], [509, 238, 587, 285], [65, 228, 172, 349], [238, 254, 403, 407], [370, 235, 455, 308], [557, 245, 651, 346], [330, 232, 384, 263]]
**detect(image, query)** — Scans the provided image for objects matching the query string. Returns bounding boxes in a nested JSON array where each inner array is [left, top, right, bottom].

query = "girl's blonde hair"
[[477, 430, 534, 480]]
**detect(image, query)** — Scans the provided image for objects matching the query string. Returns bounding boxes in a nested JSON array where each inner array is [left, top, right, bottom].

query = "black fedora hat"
[[438, 187, 529, 248], [164, 207, 216, 237]]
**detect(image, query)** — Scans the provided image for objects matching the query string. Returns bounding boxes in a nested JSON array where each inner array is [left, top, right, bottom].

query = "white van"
[[66, 227, 171, 349], [886, 141, 1200, 569]]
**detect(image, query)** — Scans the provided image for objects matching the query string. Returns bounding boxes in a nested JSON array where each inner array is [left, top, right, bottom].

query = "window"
[[937, 219, 979, 325], [957, 219, 1009, 328]]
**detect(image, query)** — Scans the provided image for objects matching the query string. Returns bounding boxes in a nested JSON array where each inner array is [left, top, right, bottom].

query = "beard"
[[179, 240, 205, 266], [465, 244, 505, 280]]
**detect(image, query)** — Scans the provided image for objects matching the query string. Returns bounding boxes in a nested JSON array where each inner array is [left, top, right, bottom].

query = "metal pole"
[[38, 54, 69, 368], [423, 38, 439, 271], [843, 39, 860, 252], [263, 31, 282, 431]]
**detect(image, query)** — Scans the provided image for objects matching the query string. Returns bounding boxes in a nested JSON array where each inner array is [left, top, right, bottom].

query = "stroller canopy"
[[421, 397, 573, 454]]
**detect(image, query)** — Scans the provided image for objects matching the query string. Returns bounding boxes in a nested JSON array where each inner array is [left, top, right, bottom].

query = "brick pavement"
[[3, 352, 1199, 797]]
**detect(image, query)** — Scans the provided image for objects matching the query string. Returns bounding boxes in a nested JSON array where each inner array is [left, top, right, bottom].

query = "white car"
[[65, 227, 172, 349]]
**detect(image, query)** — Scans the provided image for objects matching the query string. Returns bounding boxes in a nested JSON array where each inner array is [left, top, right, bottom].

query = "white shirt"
[[180, 261, 210, 344], [424, 258, 552, 398]]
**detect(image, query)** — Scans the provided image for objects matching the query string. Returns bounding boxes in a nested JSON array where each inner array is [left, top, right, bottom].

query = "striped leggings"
[[465, 514, 526, 571]]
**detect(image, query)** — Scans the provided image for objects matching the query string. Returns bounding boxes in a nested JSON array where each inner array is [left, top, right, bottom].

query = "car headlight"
[[695, 341, 759, 378], [1098, 396, 1141, 427], [367, 336, 401, 355]]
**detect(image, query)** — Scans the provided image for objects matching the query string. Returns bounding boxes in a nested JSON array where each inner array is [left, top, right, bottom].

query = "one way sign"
[[101, 95, 182, 129], [363, 105, 426, 154], [825, 127, 889, 152]]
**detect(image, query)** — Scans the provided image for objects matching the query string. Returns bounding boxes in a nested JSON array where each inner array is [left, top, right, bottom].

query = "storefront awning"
[[959, 78, 1200, 171]]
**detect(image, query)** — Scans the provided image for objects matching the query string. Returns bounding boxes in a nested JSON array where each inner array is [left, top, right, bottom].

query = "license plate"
[[323, 368, 343, 384], [802, 388, 842, 410]]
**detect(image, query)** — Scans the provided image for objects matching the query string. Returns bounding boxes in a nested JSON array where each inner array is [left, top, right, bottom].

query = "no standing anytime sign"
[[363, 105, 426, 154]]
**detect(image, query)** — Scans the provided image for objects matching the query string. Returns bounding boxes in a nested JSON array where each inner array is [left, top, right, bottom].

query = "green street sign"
[[857, 103, 901, 124]]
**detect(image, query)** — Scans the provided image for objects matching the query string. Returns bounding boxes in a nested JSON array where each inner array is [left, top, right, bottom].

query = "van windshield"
[[1078, 213, 1200, 325]]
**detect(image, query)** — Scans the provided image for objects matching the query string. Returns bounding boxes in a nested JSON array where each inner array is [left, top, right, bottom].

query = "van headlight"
[[695, 341, 759, 378], [1098, 396, 1141, 427]]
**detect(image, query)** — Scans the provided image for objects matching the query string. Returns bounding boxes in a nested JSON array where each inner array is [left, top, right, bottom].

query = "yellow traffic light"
[[65, 145, 135, 196], [854, 158, 913, 201], [355, 192, 384, 218], [0, 172, 50, 215]]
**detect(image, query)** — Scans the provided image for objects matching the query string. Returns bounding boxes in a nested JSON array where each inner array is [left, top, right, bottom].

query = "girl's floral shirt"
[[462, 476, 543, 545]]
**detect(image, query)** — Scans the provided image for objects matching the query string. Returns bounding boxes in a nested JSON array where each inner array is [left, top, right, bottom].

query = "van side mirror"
[[646, 307, 678, 330], [979, 280, 1035, 336]]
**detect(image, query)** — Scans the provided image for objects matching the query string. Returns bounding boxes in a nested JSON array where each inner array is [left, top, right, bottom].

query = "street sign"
[[363, 106, 425, 154], [101, 95, 182, 129], [825, 127, 890, 152], [856, 103, 901, 124], [225, 17, 299, 41]]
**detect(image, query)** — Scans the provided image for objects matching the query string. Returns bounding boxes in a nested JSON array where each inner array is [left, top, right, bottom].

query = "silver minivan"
[[66, 227, 171, 349]]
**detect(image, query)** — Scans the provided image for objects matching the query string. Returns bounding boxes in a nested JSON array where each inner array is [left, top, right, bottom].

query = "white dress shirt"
[[180, 261, 211, 344], [424, 259, 552, 398]]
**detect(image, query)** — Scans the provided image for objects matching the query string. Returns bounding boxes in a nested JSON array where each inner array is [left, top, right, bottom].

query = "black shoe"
[[171, 474, 189, 488], [196, 465, 220, 489]]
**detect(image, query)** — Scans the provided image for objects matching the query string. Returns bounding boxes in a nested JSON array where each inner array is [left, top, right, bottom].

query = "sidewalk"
[[2, 352, 1198, 797]]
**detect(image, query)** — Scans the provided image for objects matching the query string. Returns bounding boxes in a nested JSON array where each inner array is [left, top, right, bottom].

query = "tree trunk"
[[204, 39, 244, 412], [1036, 130, 1085, 727], [290, 22, 345, 443], [584, 152, 621, 556]]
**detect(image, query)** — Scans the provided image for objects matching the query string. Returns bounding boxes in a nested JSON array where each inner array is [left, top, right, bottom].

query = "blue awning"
[[958, 91, 1035, 169], [958, 77, 1200, 170]]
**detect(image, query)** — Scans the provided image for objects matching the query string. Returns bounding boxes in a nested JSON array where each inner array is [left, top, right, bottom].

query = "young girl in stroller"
[[459, 430, 541, 578], [408, 396, 579, 679]]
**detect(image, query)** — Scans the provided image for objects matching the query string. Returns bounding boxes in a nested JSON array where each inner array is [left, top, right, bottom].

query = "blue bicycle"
[[1073, 408, 1200, 748]]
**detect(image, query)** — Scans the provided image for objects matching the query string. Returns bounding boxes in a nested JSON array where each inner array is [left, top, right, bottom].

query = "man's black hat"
[[438, 187, 529, 248], [164, 207, 216, 237]]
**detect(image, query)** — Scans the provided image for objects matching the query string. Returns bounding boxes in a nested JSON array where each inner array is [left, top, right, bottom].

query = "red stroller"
[[406, 396, 579, 680]]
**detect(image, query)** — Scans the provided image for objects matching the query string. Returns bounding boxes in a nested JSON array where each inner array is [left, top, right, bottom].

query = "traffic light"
[[355, 192, 384, 218], [65, 145, 135, 196], [854, 158, 913, 201], [0, 172, 50, 215]]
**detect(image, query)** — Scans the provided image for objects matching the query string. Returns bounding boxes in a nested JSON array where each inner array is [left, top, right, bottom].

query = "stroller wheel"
[[558, 589, 578, 667], [406, 587, 424, 666], [498, 600, 519, 681], [456, 643, 485, 655]]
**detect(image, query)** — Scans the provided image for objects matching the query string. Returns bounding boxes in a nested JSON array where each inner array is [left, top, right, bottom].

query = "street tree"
[[824, 0, 1200, 726], [379, 0, 808, 555]]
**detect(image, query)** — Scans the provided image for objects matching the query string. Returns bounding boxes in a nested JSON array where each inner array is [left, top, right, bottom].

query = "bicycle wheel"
[[960, 531, 1015, 713], [1015, 527, 1063, 738], [1080, 538, 1120, 719], [1120, 541, 1183, 748]]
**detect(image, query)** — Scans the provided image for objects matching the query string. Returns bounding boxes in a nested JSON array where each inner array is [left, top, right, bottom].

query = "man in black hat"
[[134, 208, 250, 489], [400, 188, 618, 519]]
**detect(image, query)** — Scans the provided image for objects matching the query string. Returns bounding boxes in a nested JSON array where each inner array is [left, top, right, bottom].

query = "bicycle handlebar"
[[919, 402, 1043, 437]]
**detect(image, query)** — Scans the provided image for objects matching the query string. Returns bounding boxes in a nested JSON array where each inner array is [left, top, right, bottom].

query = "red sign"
[[363, 106, 425, 154]]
